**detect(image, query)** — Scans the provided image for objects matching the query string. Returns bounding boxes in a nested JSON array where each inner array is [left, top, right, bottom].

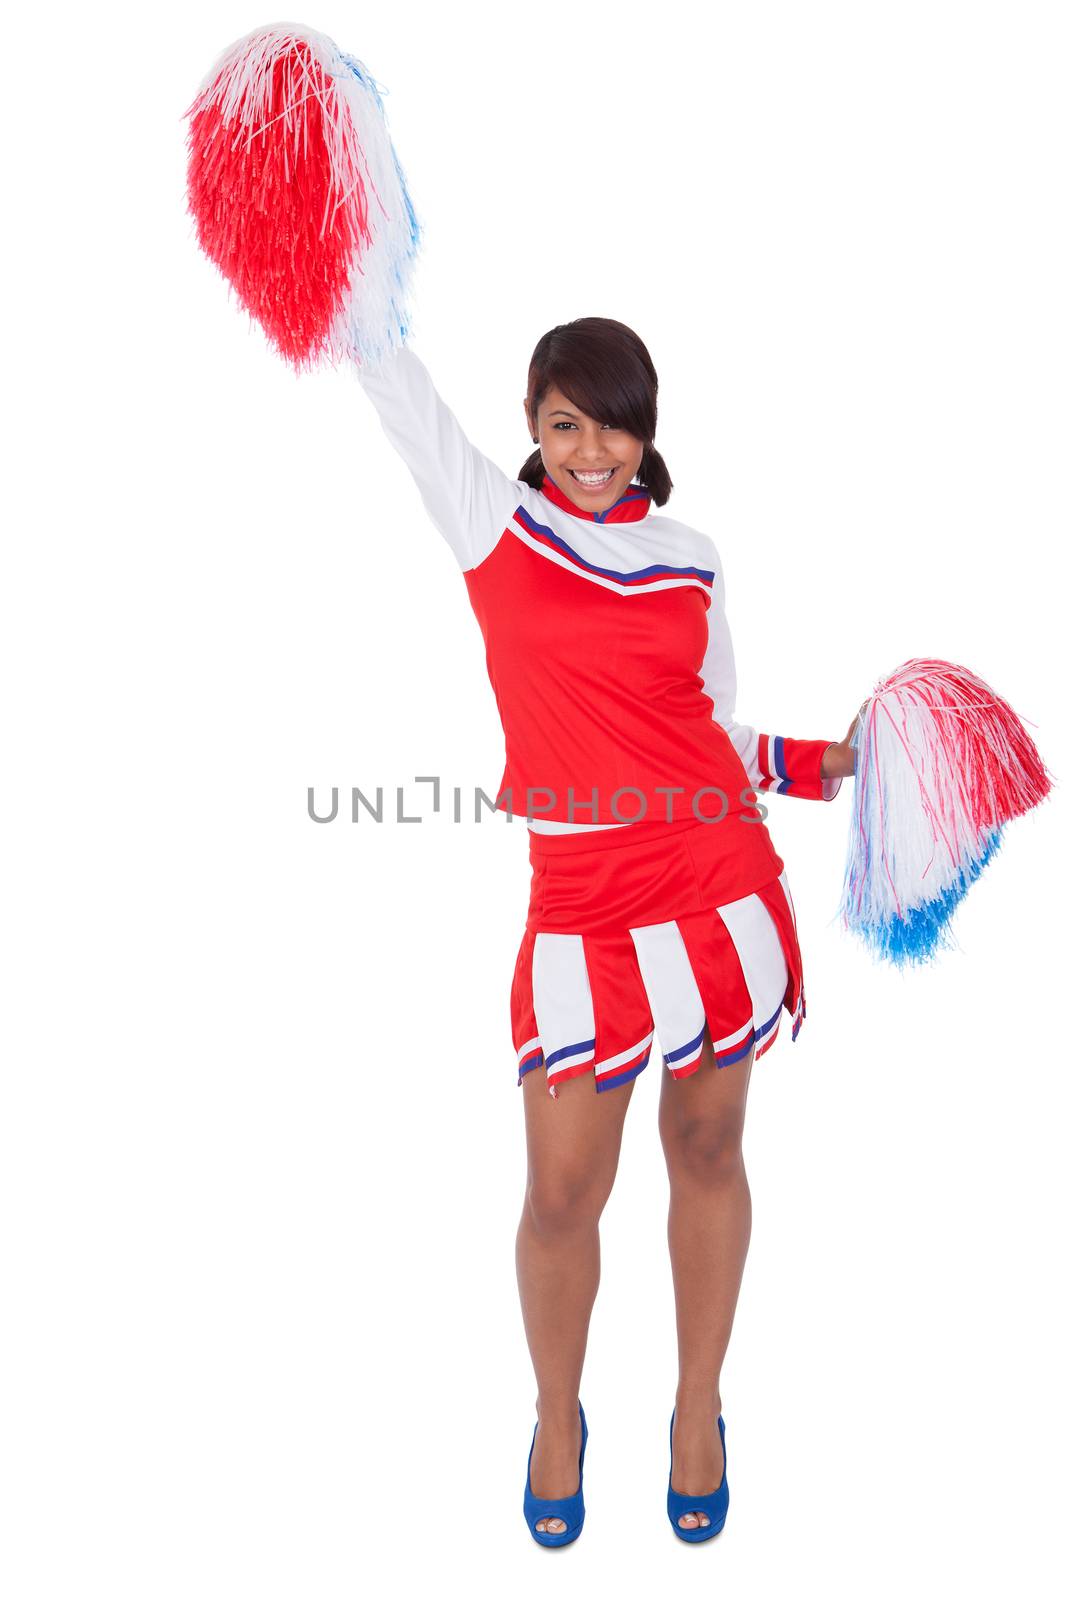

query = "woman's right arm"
[[355, 346, 526, 573]]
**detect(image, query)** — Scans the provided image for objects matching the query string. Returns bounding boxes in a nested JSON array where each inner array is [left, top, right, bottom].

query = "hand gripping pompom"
[[837, 658, 1053, 966], [185, 24, 420, 370]]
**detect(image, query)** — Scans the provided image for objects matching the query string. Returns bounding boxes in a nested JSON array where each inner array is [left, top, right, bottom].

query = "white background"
[[3, 2, 1065, 1594]]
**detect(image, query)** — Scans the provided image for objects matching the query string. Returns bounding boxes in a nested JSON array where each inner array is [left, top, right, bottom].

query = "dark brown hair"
[[518, 316, 674, 506]]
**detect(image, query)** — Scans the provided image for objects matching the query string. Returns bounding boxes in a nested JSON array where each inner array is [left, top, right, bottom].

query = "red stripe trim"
[[596, 1050, 651, 1086], [754, 1021, 781, 1058], [519, 522, 699, 588], [546, 1056, 596, 1094], [594, 1038, 651, 1080]]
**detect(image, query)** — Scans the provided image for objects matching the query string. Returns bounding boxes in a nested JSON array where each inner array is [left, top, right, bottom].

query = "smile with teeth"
[[569, 467, 617, 488]]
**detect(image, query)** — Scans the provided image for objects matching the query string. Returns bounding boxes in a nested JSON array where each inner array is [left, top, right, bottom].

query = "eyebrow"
[[548, 408, 581, 418]]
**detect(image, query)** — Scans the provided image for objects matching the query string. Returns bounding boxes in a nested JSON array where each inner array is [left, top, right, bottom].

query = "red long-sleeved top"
[[357, 346, 839, 867]]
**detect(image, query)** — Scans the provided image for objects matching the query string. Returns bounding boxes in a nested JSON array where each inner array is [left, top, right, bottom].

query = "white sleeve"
[[354, 344, 525, 572], [699, 553, 841, 802]]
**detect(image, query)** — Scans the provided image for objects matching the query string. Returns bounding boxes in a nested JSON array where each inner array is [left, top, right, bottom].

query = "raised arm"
[[355, 345, 527, 573], [699, 552, 842, 802]]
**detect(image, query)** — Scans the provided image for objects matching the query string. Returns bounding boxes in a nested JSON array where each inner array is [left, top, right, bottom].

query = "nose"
[[573, 434, 612, 464]]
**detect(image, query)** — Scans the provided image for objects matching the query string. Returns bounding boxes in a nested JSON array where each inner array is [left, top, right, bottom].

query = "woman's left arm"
[[820, 711, 863, 786]]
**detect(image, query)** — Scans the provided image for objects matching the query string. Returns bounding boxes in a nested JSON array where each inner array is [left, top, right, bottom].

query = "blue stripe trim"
[[517, 1050, 543, 1076], [714, 1028, 756, 1067], [514, 507, 715, 586], [544, 1037, 596, 1070], [592, 489, 651, 523], [753, 1003, 783, 1042], [663, 1025, 707, 1066], [773, 735, 786, 778], [595, 1047, 652, 1090]]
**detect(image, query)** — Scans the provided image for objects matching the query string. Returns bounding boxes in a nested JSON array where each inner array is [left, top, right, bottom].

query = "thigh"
[[521, 1062, 638, 1193], [658, 1025, 755, 1147]]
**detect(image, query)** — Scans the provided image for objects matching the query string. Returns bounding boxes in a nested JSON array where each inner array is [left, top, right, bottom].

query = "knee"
[[525, 1166, 609, 1237], [665, 1110, 746, 1185]]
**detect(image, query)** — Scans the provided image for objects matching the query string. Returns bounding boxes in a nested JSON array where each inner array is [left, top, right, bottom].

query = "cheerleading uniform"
[[357, 346, 841, 1096]]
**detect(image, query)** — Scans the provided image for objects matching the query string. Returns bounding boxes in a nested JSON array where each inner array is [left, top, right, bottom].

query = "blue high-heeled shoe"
[[523, 1400, 588, 1547], [667, 1408, 729, 1543]]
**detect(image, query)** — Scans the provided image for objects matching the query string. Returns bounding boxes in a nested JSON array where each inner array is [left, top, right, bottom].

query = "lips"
[[569, 467, 617, 489]]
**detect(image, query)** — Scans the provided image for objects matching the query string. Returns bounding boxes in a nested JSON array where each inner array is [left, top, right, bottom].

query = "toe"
[[537, 1516, 567, 1534]]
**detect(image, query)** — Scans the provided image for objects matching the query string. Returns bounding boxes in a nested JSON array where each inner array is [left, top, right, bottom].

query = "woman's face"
[[527, 384, 646, 510]]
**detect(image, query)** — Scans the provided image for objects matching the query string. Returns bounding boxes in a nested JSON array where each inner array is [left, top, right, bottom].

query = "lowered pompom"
[[185, 24, 420, 371], [838, 658, 1053, 966]]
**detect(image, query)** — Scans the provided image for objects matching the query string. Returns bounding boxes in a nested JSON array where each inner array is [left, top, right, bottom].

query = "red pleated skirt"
[[510, 815, 807, 1098]]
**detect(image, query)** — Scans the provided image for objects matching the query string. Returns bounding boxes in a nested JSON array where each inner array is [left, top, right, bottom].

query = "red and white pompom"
[[185, 24, 420, 370], [838, 658, 1053, 965]]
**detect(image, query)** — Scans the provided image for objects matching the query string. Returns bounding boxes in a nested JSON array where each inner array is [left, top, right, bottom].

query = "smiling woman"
[[534, 385, 644, 503], [518, 317, 674, 512], [354, 307, 859, 1547]]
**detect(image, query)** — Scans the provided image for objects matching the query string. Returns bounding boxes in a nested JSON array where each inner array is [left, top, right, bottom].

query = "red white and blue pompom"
[[838, 658, 1053, 966], [185, 24, 420, 371]]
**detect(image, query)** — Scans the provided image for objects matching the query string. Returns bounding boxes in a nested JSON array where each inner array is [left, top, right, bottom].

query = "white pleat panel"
[[715, 889, 789, 1046], [531, 932, 597, 1091], [628, 920, 708, 1074]]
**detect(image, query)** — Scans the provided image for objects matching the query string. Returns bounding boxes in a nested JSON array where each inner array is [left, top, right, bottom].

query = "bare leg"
[[516, 1064, 638, 1533], [658, 1029, 755, 1531]]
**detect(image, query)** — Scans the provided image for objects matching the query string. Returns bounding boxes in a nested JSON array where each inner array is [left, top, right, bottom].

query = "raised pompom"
[[838, 658, 1053, 966], [185, 24, 420, 370]]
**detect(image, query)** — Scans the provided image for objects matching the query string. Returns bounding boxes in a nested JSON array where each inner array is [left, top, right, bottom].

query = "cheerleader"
[[356, 316, 860, 1545]]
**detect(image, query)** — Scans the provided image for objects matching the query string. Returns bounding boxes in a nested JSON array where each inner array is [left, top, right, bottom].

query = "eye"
[[552, 420, 619, 431]]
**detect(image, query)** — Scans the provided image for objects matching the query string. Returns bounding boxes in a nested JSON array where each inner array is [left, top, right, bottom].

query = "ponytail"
[[637, 444, 673, 506], [517, 447, 545, 491]]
